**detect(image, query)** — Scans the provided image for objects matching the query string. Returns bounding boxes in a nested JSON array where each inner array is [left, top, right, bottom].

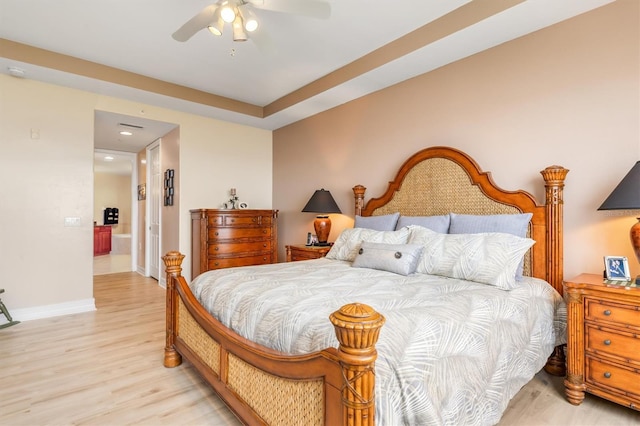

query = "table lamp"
[[598, 161, 640, 282], [302, 189, 341, 246]]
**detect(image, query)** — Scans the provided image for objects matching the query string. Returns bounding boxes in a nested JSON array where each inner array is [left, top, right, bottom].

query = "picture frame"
[[137, 184, 146, 201], [604, 256, 631, 281]]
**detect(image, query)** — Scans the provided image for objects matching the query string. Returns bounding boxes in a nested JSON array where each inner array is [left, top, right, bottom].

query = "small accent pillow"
[[354, 212, 400, 231], [449, 212, 533, 279], [396, 214, 450, 233], [325, 227, 411, 262], [352, 242, 424, 276], [407, 225, 535, 290]]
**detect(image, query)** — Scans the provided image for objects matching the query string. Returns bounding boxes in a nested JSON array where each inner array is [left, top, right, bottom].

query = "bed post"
[[540, 166, 569, 377], [162, 251, 185, 368], [353, 185, 366, 216], [330, 303, 385, 426]]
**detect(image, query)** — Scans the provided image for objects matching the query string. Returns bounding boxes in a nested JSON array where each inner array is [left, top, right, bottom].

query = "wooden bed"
[[162, 146, 569, 426]]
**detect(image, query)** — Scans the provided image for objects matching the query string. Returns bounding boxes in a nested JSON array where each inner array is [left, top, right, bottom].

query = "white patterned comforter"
[[190, 258, 566, 426]]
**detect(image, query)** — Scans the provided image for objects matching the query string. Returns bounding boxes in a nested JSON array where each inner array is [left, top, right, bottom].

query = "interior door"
[[147, 140, 161, 279]]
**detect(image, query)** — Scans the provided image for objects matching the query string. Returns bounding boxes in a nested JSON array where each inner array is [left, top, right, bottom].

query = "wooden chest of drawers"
[[564, 273, 640, 411], [191, 209, 278, 278]]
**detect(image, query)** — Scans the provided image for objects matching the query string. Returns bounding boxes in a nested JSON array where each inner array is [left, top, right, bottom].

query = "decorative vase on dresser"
[[190, 209, 278, 278], [564, 273, 640, 411]]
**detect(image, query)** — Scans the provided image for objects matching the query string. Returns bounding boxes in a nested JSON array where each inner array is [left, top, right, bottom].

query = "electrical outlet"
[[64, 217, 81, 227]]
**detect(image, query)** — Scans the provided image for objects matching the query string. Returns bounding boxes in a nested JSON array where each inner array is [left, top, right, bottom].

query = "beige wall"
[[161, 127, 180, 267], [273, 1, 640, 280], [0, 76, 272, 314], [136, 150, 147, 273]]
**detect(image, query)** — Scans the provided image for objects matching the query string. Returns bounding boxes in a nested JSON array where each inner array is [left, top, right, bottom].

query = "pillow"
[[352, 242, 423, 276], [396, 214, 450, 233], [325, 227, 411, 262], [448, 212, 532, 237], [354, 212, 400, 231], [407, 225, 535, 290], [448, 212, 533, 279]]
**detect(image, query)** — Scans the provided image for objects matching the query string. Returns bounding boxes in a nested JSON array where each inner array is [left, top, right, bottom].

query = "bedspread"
[[190, 258, 566, 426]]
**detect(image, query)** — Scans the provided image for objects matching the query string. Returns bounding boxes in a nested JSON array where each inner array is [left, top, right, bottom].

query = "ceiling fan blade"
[[172, 4, 219, 42], [249, 0, 331, 19]]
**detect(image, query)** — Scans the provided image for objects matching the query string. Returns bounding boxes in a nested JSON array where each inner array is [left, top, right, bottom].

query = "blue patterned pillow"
[[326, 227, 411, 262], [396, 214, 450, 233], [354, 213, 400, 231]]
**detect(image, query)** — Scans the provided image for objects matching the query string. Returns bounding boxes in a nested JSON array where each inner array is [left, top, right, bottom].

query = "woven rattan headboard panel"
[[352, 146, 569, 295], [368, 157, 522, 217]]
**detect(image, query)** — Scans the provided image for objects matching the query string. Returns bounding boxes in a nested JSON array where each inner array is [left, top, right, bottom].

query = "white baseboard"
[[10, 298, 96, 322]]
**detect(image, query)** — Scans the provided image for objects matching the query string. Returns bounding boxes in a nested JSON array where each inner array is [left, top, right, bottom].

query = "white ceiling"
[[0, 0, 615, 169]]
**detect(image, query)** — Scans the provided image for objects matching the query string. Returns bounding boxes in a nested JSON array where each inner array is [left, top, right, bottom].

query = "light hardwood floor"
[[1, 272, 639, 425]]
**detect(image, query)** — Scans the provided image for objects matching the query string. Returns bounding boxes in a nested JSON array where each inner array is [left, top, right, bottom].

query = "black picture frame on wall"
[[164, 169, 174, 206]]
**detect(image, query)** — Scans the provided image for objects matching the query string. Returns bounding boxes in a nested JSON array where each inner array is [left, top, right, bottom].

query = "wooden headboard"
[[352, 146, 569, 295]]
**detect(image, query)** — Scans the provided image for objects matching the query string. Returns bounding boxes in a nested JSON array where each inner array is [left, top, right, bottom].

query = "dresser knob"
[[263, 244, 267, 247], [214, 262, 219, 266], [604, 309, 611, 316], [252, 218, 257, 222], [604, 339, 611, 346], [215, 231, 219, 236], [214, 247, 219, 251], [262, 230, 267, 234], [604, 372, 611, 379]]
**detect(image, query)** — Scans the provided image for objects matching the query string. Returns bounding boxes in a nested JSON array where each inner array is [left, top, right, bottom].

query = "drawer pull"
[[604, 309, 611, 316], [214, 262, 219, 266], [263, 230, 267, 234], [252, 218, 257, 222], [214, 247, 219, 251], [604, 372, 611, 379], [604, 339, 611, 346], [215, 231, 219, 236]]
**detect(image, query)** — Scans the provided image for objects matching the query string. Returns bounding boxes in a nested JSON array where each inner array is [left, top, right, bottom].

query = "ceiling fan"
[[172, 0, 331, 44]]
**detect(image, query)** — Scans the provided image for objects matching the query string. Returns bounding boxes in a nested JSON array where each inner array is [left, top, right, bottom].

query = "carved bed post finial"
[[540, 166, 569, 378], [353, 185, 366, 217], [162, 251, 185, 368], [330, 303, 385, 426], [540, 166, 569, 296]]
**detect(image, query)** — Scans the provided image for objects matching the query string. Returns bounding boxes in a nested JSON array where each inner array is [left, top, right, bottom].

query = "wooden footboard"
[[163, 252, 385, 426]]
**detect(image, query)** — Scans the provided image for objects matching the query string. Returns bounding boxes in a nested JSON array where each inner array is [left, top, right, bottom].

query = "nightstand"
[[564, 273, 640, 411], [286, 244, 331, 262]]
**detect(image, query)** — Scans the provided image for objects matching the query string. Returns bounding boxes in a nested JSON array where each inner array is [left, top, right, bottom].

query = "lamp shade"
[[598, 161, 640, 210], [301, 189, 342, 214]]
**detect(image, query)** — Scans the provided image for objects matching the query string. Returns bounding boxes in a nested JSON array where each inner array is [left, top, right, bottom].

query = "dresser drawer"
[[208, 227, 272, 240], [207, 214, 271, 227], [586, 325, 640, 364], [585, 298, 640, 326], [207, 254, 274, 270], [586, 356, 640, 398], [208, 241, 272, 256]]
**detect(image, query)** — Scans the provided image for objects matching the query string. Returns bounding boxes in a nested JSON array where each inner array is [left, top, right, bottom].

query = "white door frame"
[[145, 139, 162, 279]]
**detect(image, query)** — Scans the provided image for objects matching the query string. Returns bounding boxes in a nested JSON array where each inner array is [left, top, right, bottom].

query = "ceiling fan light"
[[232, 15, 248, 41], [238, 5, 258, 32], [207, 9, 224, 36], [220, 5, 236, 23]]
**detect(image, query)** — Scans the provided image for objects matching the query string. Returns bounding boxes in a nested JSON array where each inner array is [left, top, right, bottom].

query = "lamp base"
[[314, 215, 331, 245]]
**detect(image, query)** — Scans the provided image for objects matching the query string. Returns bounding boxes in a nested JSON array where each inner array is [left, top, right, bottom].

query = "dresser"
[[191, 209, 278, 278], [564, 273, 640, 411], [286, 244, 331, 262]]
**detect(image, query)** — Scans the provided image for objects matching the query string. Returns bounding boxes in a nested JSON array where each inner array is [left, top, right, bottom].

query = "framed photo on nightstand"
[[604, 256, 631, 281]]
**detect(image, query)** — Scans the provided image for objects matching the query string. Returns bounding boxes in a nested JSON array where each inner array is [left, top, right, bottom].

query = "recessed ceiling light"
[[119, 131, 133, 136], [104, 156, 114, 161]]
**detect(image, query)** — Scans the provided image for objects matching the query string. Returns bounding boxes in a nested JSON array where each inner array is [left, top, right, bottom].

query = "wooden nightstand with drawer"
[[564, 273, 640, 411], [286, 244, 331, 262]]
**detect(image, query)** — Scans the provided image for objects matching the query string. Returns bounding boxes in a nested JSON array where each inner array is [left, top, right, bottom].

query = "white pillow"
[[326, 227, 411, 262], [352, 242, 423, 275], [407, 225, 535, 290]]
